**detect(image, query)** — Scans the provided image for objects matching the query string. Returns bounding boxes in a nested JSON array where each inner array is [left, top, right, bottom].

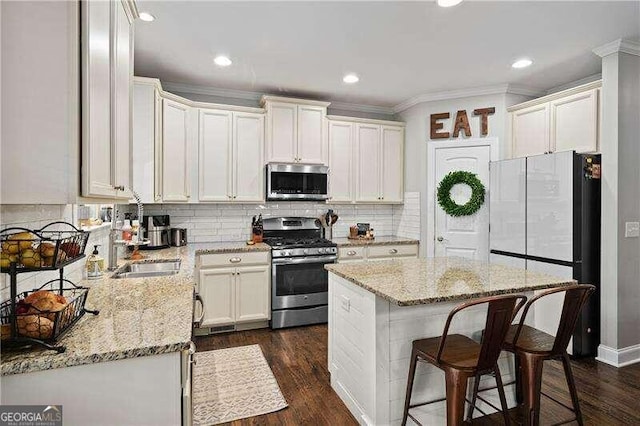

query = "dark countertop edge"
[[1, 341, 191, 377]]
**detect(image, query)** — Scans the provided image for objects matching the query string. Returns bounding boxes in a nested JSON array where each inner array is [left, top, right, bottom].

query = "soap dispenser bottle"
[[86, 245, 105, 280]]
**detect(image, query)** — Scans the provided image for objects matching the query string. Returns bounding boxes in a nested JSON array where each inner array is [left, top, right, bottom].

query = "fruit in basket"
[[28, 300, 67, 322], [7, 232, 35, 251], [2, 241, 20, 255], [19, 249, 42, 268], [24, 290, 58, 305], [1, 323, 11, 340], [36, 242, 56, 258], [0, 253, 18, 268], [16, 299, 30, 315], [17, 315, 53, 339], [60, 242, 81, 258]]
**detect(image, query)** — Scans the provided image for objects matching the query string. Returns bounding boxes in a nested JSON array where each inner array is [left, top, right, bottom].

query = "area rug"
[[193, 344, 288, 425]]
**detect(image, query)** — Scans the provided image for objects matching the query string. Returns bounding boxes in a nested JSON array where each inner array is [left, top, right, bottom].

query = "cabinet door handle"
[[114, 185, 125, 191], [347, 250, 357, 256], [389, 248, 398, 254], [229, 257, 242, 263]]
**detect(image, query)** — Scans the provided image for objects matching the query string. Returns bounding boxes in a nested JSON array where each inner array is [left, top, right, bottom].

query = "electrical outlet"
[[625, 222, 640, 238]]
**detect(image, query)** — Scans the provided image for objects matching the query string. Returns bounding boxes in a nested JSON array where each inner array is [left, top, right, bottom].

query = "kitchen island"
[[325, 257, 575, 425]]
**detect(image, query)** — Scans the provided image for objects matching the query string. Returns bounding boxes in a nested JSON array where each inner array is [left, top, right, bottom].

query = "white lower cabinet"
[[197, 252, 270, 330], [337, 243, 418, 263]]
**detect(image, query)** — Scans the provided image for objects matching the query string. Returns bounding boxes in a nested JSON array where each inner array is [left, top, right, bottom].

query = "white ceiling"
[[134, 1, 640, 109]]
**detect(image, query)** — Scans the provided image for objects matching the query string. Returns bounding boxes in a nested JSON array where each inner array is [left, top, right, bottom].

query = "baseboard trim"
[[596, 344, 640, 367]]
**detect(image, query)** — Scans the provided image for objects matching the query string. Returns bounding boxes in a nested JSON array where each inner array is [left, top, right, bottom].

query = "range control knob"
[[282, 251, 290, 257], [303, 249, 309, 255], [318, 248, 325, 254]]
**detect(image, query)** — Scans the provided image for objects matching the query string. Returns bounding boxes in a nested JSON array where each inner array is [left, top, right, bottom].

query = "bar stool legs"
[[519, 353, 544, 426], [402, 348, 419, 426], [561, 353, 584, 426], [444, 368, 470, 426]]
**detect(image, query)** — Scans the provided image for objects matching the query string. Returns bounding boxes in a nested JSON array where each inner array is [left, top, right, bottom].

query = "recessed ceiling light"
[[437, 0, 463, 7], [343, 74, 359, 84], [512, 58, 533, 69], [214, 55, 232, 67], [138, 12, 155, 22]]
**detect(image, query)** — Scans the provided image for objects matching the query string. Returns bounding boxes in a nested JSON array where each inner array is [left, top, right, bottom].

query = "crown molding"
[[260, 95, 331, 108], [328, 101, 395, 116], [593, 38, 640, 58], [162, 81, 263, 102], [326, 115, 404, 127], [507, 79, 601, 113], [392, 83, 544, 113], [546, 73, 602, 95]]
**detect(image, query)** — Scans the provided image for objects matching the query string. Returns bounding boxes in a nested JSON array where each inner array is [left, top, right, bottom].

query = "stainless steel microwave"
[[266, 163, 329, 201]]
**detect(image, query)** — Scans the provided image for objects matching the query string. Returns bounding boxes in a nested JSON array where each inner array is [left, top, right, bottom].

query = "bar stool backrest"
[[437, 293, 527, 371], [512, 284, 596, 354]]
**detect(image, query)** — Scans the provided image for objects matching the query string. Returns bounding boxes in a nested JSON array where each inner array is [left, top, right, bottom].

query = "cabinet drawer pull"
[[347, 250, 357, 256], [389, 248, 398, 254], [229, 257, 242, 263], [114, 185, 125, 191]]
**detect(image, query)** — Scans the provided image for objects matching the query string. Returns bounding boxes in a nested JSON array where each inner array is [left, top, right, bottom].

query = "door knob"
[[437, 236, 444, 242]]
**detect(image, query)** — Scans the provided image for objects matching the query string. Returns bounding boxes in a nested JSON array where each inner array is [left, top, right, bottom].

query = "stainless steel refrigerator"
[[489, 150, 601, 357]]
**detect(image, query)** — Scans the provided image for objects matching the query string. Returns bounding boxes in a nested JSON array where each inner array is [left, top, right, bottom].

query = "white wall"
[[397, 92, 532, 254], [598, 45, 640, 356]]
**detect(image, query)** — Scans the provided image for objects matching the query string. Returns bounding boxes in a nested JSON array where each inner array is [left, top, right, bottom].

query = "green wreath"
[[437, 171, 485, 217]]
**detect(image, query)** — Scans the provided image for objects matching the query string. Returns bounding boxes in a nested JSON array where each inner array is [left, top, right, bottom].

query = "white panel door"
[[81, 0, 113, 197], [526, 151, 574, 261], [526, 260, 574, 354], [198, 109, 232, 202], [267, 102, 297, 162], [297, 105, 326, 164], [489, 158, 526, 254], [512, 104, 550, 158], [380, 126, 404, 203], [551, 89, 598, 154], [355, 124, 381, 202], [233, 112, 265, 202], [162, 99, 190, 202], [235, 265, 270, 323], [199, 268, 236, 327], [489, 253, 526, 269], [434, 145, 491, 260], [112, 0, 132, 195], [328, 121, 353, 202]]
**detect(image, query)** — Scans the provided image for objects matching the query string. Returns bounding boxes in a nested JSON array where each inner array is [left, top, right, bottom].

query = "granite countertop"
[[332, 236, 419, 247], [1, 242, 268, 376], [325, 257, 575, 306]]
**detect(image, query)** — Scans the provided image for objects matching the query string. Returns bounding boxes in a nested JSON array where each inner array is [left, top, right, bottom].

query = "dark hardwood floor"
[[195, 325, 640, 425]]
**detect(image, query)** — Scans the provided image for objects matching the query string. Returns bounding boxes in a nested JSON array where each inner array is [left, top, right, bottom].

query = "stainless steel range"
[[263, 217, 337, 329]]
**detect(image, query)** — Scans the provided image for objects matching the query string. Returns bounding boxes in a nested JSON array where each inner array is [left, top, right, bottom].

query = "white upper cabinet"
[[162, 98, 191, 202], [81, 0, 135, 199], [198, 109, 264, 202], [262, 96, 330, 165], [512, 104, 550, 158], [297, 105, 326, 164], [328, 117, 405, 204], [550, 89, 598, 154], [380, 125, 404, 203], [233, 112, 265, 202], [355, 124, 381, 202], [132, 78, 160, 203], [328, 120, 354, 203], [199, 109, 232, 202], [509, 81, 601, 158]]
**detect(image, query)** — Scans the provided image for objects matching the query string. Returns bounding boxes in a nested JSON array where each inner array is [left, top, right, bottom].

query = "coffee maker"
[[141, 215, 170, 249]]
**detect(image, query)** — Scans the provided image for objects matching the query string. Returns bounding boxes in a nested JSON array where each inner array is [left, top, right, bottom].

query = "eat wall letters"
[[430, 107, 495, 139]]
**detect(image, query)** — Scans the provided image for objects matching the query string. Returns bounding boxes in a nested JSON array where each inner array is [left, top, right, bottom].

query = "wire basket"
[[0, 279, 98, 351], [0, 222, 89, 273]]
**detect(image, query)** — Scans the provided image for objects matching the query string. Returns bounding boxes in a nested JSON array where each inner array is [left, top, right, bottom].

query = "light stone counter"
[[325, 256, 574, 306], [1, 242, 270, 376], [332, 236, 419, 247]]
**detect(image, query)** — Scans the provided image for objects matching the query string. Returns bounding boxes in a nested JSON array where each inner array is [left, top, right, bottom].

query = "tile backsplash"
[[124, 192, 421, 242]]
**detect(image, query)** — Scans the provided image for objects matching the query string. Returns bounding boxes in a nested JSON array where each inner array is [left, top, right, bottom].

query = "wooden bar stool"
[[402, 294, 527, 426], [503, 284, 596, 426]]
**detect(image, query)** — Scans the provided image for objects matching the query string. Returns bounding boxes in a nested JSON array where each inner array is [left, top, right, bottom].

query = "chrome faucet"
[[107, 189, 145, 271]]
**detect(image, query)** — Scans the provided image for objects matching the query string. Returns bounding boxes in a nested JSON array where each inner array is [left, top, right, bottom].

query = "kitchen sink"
[[112, 259, 181, 279]]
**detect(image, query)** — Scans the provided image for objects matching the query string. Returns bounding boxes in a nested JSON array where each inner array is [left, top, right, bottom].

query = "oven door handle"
[[193, 293, 205, 329], [272, 255, 337, 265]]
